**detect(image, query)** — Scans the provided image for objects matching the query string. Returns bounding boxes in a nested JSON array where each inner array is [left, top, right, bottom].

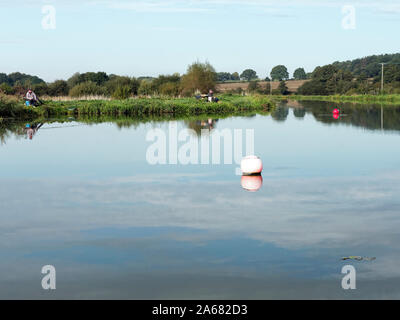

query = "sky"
[[0, 0, 399, 82]]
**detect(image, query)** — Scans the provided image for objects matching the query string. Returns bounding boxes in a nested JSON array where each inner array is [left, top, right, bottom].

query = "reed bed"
[[40, 95, 112, 101], [0, 95, 274, 119]]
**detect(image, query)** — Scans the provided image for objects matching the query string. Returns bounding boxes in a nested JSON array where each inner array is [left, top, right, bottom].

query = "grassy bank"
[[275, 94, 400, 105], [0, 94, 274, 119]]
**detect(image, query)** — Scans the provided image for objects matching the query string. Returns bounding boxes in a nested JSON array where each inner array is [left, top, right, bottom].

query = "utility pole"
[[379, 63, 386, 94]]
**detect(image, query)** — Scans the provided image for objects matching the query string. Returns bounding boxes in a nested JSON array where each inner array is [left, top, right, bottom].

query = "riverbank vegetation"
[[0, 94, 274, 119], [276, 94, 400, 105], [3, 99, 400, 145], [1, 53, 400, 117], [0, 61, 218, 100]]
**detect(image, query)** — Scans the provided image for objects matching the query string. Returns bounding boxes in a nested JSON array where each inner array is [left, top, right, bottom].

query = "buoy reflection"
[[241, 175, 263, 192]]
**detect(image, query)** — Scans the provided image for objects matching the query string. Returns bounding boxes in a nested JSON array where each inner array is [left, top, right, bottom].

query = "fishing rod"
[[39, 124, 86, 130]]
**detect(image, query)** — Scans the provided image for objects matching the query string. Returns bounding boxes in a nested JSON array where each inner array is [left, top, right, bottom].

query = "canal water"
[[1, 100, 400, 299]]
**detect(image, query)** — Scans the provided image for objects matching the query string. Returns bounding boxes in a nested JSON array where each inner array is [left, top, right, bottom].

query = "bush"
[[159, 82, 180, 96], [180, 61, 217, 96], [69, 81, 106, 98], [248, 80, 260, 92], [0, 83, 13, 95], [297, 79, 327, 95], [278, 81, 289, 95], [0, 94, 24, 117], [32, 83, 49, 96], [105, 76, 139, 96], [260, 82, 271, 95], [138, 80, 156, 96], [112, 85, 131, 99], [48, 80, 69, 96]]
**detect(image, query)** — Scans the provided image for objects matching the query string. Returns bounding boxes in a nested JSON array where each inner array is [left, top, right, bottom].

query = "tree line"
[[297, 62, 400, 95], [0, 62, 218, 99], [217, 66, 308, 82], [1, 53, 400, 98]]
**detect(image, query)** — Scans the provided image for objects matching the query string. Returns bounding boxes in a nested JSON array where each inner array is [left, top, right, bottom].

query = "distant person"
[[25, 89, 39, 106], [207, 90, 214, 102]]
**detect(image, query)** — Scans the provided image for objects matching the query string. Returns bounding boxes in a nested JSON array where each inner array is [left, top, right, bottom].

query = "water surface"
[[1, 100, 400, 299]]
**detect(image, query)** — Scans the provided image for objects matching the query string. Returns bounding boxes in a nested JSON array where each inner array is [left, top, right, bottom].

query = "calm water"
[[1, 100, 400, 299]]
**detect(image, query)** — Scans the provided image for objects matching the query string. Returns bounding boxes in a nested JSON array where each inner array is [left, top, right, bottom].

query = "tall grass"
[[0, 94, 25, 117], [40, 95, 111, 101], [0, 94, 274, 118]]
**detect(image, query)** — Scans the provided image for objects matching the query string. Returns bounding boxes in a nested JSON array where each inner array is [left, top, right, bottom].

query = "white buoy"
[[241, 155, 263, 176]]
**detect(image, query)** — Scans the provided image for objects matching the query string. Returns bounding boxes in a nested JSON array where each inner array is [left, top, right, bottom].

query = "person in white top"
[[25, 89, 38, 106]]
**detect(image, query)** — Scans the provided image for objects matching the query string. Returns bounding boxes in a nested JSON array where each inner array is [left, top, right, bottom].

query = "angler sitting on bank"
[[195, 89, 220, 103], [24, 89, 40, 107]]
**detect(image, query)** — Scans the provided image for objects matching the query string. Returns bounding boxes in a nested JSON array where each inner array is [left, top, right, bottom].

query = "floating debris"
[[341, 256, 376, 261]]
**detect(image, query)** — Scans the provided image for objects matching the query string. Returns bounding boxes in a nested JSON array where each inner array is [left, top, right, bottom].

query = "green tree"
[[217, 72, 232, 82], [159, 82, 180, 96], [240, 69, 258, 81], [231, 72, 240, 81], [112, 85, 131, 99], [69, 81, 106, 97], [105, 76, 140, 96], [0, 73, 10, 85], [297, 80, 327, 95], [0, 83, 13, 95], [138, 80, 156, 96], [180, 61, 217, 96], [278, 80, 289, 95], [48, 80, 69, 96], [67, 72, 81, 88], [312, 65, 339, 81], [248, 80, 260, 92], [80, 72, 109, 85], [152, 74, 181, 94], [32, 83, 49, 96], [263, 82, 271, 95], [7, 72, 45, 86], [293, 68, 307, 80], [383, 65, 400, 83], [270, 65, 289, 81]]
